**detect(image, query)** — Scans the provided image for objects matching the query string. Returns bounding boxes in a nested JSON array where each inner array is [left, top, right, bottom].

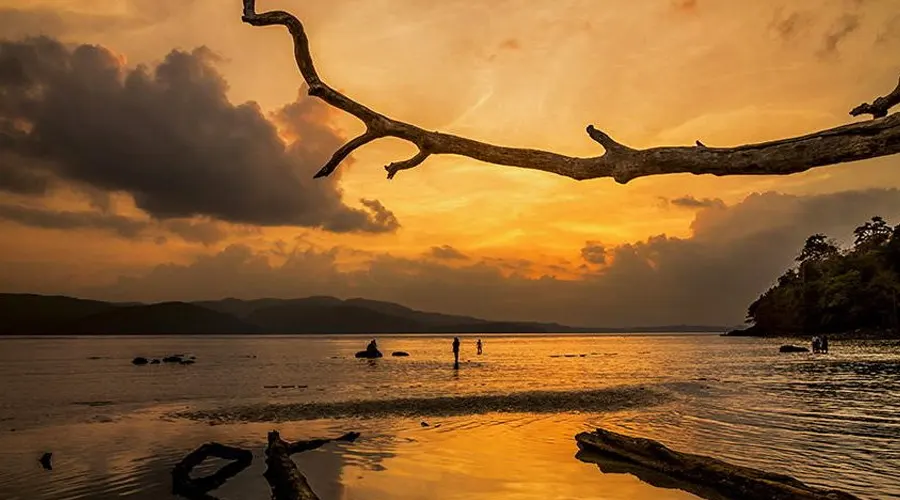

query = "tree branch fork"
[[241, 0, 900, 184]]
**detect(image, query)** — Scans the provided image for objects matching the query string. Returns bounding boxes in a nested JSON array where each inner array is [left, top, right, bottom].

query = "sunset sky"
[[1, 0, 899, 327]]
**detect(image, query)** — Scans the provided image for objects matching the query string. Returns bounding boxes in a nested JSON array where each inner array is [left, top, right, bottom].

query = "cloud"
[[669, 195, 726, 209], [429, 245, 469, 260], [0, 37, 398, 233], [770, 10, 811, 41], [162, 219, 229, 246], [498, 39, 521, 51], [821, 14, 860, 55], [877, 15, 900, 44], [670, 0, 698, 14], [0, 203, 149, 238], [0, 202, 232, 244], [580, 242, 607, 265], [0, 153, 53, 195], [81, 188, 900, 328], [0, 1, 195, 39]]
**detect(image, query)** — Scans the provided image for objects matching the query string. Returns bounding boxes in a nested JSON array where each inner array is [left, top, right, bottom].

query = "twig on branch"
[[851, 76, 900, 119], [241, 0, 900, 183]]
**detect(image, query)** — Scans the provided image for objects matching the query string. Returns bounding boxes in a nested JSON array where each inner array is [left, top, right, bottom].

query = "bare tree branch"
[[241, 0, 900, 183], [851, 76, 900, 119]]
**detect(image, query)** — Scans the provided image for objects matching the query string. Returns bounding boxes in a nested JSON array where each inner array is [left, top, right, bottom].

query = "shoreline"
[[174, 386, 670, 424], [723, 327, 900, 341]]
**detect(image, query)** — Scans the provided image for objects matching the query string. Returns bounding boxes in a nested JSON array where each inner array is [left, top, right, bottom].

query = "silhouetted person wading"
[[452, 337, 461, 369]]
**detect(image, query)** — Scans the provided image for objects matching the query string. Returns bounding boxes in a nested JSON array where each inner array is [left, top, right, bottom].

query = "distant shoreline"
[[723, 327, 900, 341], [0, 331, 723, 337]]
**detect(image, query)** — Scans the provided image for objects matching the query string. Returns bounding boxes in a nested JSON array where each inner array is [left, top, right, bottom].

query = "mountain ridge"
[[0, 293, 729, 335]]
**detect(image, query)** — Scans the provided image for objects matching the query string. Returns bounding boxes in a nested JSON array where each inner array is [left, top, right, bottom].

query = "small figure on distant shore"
[[476, 339, 483, 355], [811, 335, 830, 354], [452, 337, 460, 369]]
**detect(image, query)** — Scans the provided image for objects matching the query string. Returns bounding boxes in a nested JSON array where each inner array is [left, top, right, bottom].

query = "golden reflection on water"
[[0, 407, 701, 500]]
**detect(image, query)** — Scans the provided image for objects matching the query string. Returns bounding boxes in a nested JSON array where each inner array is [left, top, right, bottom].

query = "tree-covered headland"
[[735, 216, 900, 337]]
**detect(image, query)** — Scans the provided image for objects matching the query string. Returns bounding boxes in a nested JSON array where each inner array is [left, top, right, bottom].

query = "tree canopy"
[[745, 217, 900, 336]]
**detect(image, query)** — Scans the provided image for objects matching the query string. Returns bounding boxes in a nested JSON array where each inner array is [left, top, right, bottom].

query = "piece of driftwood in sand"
[[172, 431, 360, 500], [264, 430, 361, 500], [239, 0, 900, 183], [575, 428, 861, 500], [172, 443, 253, 500]]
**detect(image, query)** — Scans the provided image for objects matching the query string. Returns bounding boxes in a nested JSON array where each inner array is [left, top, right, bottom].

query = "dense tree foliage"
[[746, 217, 900, 335]]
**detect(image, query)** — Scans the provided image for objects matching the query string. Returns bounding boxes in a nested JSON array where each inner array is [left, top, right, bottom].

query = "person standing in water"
[[452, 337, 461, 369], [476, 339, 483, 355]]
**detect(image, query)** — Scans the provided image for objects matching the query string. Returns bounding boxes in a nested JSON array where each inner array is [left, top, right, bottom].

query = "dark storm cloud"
[[0, 155, 53, 195], [429, 245, 469, 260], [85, 188, 900, 327], [0, 203, 148, 238], [669, 195, 726, 209], [0, 37, 397, 233], [580, 242, 607, 265], [0, 202, 230, 244], [162, 219, 229, 246]]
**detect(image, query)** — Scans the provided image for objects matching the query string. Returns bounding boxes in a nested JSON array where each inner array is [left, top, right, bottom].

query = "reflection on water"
[[0, 412, 700, 500], [0, 334, 898, 499]]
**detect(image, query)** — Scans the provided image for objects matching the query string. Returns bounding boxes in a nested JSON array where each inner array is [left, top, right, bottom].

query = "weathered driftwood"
[[575, 428, 861, 500], [172, 431, 360, 500], [239, 0, 900, 183], [264, 430, 361, 500], [172, 443, 253, 500]]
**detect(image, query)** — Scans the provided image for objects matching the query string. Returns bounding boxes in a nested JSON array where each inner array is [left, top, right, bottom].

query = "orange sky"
[[1, 0, 899, 325]]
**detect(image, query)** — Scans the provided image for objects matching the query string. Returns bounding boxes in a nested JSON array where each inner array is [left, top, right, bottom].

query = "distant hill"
[[0, 293, 728, 335], [0, 294, 118, 334], [64, 302, 260, 334]]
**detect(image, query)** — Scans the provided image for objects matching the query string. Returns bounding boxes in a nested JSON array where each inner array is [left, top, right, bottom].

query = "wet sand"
[[176, 385, 668, 423], [0, 408, 702, 500]]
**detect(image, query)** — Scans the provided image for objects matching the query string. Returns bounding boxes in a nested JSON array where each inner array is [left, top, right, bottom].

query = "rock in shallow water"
[[392, 351, 410, 357], [779, 345, 810, 353], [132, 357, 149, 365]]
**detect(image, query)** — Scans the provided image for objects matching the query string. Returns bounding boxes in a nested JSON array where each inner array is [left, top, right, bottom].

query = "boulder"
[[391, 351, 410, 357], [163, 355, 184, 363], [132, 357, 149, 365], [779, 345, 810, 353], [355, 350, 383, 359]]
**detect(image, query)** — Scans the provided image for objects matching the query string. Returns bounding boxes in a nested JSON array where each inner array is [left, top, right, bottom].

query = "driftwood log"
[[239, 0, 900, 183], [172, 443, 253, 500], [172, 431, 360, 500], [575, 428, 861, 500]]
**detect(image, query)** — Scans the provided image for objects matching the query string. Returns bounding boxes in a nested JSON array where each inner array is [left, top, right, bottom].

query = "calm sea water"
[[0, 334, 898, 499]]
